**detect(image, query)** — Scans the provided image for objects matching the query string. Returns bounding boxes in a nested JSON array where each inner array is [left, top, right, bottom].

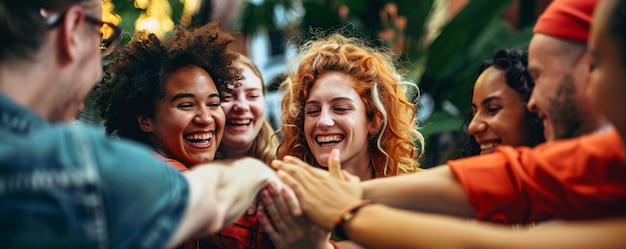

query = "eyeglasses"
[[44, 9, 123, 57]]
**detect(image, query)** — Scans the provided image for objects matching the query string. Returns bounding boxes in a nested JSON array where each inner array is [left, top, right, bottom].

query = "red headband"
[[533, 0, 599, 44]]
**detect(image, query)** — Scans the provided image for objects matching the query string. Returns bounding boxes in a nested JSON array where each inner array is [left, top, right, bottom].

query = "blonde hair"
[[277, 33, 424, 177], [218, 53, 279, 165]]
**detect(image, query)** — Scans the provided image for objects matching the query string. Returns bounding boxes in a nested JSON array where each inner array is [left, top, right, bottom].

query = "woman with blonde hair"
[[203, 53, 280, 249], [216, 53, 279, 165]]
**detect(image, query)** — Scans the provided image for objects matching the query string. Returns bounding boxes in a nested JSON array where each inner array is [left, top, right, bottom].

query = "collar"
[[0, 93, 47, 135]]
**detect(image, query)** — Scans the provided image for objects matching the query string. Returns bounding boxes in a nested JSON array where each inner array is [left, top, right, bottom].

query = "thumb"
[[328, 149, 344, 180]]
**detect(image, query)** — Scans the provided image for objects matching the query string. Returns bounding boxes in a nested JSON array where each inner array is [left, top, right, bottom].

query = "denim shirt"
[[0, 94, 189, 249]]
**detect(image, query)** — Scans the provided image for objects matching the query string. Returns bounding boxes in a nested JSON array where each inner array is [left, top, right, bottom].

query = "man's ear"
[[369, 112, 383, 136], [58, 5, 84, 62], [138, 116, 154, 133]]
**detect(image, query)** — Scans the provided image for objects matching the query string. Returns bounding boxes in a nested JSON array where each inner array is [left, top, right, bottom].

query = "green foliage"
[[110, 0, 141, 44], [109, 0, 185, 44]]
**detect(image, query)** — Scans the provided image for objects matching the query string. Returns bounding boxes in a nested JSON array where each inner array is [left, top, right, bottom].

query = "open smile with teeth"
[[316, 135, 344, 146], [227, 119, 252, 126], [479, 142, 500, 152], [185, 132, 213, 145]]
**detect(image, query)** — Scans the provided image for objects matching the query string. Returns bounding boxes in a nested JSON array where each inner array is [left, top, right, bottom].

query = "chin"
[[314, 156, 330, 168]]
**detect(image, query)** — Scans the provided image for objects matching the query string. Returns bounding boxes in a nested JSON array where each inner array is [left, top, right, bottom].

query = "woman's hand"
[[258, 182, 331, 249], [270, 149, 363, 230]]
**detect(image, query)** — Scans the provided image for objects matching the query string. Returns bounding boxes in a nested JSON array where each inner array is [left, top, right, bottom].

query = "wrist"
[[332, 200, 374, 240]]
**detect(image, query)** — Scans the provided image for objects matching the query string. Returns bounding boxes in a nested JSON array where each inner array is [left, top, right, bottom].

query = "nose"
[[316, 108, 334, 129], [194, 106, 214, 126], [231, 99, 249, 113], [467, 116, 486, 136], [527, 93, 538, 113]]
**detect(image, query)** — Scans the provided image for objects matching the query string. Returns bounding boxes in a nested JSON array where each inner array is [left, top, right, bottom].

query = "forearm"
[[343, 204, 505, 249], [166, 158, 275, 248], [361, 165, 474, 217], [345, 205, 626, 249]]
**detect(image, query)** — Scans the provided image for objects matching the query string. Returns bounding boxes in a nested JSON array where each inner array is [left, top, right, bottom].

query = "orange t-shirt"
[[448, 128, 626, 224]]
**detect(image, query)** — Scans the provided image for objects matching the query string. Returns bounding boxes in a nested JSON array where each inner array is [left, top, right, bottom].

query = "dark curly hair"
[[94, 22, 241, 146], [458, 49, 545, 158]]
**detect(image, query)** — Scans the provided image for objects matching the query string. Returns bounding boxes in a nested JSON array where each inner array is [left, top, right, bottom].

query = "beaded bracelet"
[[332, 200, 374, 240]]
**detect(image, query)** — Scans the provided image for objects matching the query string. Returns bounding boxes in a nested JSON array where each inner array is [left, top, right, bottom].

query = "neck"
[[0, 58, 59, 121], [340, 152, 374, 181]]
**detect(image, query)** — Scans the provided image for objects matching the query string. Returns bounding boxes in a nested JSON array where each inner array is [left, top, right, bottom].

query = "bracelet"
[[332, 199, 374, 240]]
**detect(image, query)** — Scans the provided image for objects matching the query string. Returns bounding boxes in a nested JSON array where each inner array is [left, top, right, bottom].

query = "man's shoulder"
[[1, 122, 165, 172]]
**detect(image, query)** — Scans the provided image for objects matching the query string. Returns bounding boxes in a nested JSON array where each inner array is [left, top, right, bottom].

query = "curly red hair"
[[277, 33, 423, 177]]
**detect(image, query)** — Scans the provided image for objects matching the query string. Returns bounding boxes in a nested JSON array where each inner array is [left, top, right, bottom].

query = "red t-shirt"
[[448, 128, 626, 224], [155, 154, 275, 249]]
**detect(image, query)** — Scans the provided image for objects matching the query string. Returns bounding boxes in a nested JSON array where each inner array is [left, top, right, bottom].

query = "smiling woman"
[[257, 32, 425, 249], [93, 22, 241, 167], [459, 49, 544, 157], [278, 32, 424, 179]]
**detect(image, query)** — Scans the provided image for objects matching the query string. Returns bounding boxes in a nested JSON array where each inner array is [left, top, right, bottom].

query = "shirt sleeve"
[[448, 129, 626, 224], [85, 127, 189, 249]]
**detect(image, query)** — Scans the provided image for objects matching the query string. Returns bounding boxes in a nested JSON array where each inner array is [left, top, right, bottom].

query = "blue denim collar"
[[0, 93, 47, 135]]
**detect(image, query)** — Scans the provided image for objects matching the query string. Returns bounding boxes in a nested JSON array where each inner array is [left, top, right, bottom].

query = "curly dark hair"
[[458, 48, 545, 158], [94, 22, 241, 146]]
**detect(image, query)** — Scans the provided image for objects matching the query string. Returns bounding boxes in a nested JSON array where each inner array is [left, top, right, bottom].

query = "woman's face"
[[220, 63, 266, 151], [303, 71, 374, 168], [588, 0, 626, 137], [139, 65, 225, 166], [468, 66, 532, 154]]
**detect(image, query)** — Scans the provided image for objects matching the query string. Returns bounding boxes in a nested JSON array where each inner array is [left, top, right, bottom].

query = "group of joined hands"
[[251, 149, 362, 248]]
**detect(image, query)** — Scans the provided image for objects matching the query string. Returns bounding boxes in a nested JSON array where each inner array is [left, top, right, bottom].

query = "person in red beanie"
[[528, 0, 610, 141], [265, 0, 626, 248], [260, 1, 626, 246]]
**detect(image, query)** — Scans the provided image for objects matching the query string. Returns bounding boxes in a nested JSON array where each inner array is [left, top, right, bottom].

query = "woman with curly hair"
[[278, 33, 423, 178], [95, 22, 241, 168], [258, 32, 425, 248], [96, 23, 286, 249], [459, 49, 544, 157]]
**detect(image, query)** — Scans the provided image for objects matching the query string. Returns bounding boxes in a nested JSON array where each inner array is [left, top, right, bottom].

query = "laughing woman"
[[94, 22, 242, 249], [259, 32, 425, 249], [459, 49, 544, 157]]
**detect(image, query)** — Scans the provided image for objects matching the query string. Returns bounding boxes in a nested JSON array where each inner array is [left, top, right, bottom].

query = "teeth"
[[229, 119, 251, 125], [479, 142, 498, 151], [317, 135, 343, 143], [185, 133, 213, 141]]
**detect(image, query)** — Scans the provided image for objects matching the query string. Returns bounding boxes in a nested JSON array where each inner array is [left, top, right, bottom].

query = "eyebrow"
[[305, 97, 354, 106], [472, 96, 501, 108], [170, 93, 221, 102]]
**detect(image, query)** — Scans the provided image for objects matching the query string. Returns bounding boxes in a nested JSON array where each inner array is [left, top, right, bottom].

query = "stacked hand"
[[258, 149, 364, 248]]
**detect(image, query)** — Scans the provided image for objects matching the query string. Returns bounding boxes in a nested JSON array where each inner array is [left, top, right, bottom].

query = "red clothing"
[[156, 154, 275, 249], [155, 154, 188, 171], [448, 128, 626, 224], [201, 214, 275, 249]]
